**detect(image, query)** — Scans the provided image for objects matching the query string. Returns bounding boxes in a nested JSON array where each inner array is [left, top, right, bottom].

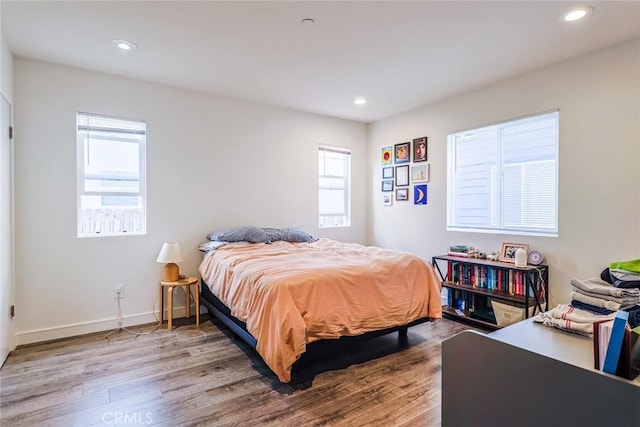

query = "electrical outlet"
[[113, 284, 124, 299]]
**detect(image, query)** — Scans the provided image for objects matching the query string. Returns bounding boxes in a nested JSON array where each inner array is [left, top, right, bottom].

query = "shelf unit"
[[432, 255, 549, 330]]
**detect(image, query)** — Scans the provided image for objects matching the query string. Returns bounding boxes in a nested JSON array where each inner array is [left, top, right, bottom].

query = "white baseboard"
[[15, 304, 204, 346]]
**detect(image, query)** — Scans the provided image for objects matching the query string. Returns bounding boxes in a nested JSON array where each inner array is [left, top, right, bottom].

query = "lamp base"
[[162, 263, 180, 282]]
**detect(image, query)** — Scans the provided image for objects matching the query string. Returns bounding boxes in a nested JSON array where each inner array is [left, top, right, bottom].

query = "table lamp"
[[156, 242, 184, 281]]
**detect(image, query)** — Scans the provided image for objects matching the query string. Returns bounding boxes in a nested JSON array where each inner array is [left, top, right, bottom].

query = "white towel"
[[532, 304, 616, 336], [569, 290, 621, 311], [570, 277, 640, 298], [533, 316, 594, 336]]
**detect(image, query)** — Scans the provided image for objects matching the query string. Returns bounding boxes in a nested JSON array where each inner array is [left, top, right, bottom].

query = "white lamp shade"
[[156, 242, 184, 263]]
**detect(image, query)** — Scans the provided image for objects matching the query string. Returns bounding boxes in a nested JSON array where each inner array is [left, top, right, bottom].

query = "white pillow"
[[198, 240, 228, 253]]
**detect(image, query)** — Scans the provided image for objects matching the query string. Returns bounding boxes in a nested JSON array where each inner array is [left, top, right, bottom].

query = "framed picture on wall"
[[395, 165, 409, 186], [381, 146, 393, 165], [382, 166, 394, 179], [383, 193, 393, 206], [414, 184, 427, 205], [394, 142, 410, 164], [411, 164, 429, 182], [396, 188, 408, 201], [413, 137, 427, 162], [382, 180, 394, 192]]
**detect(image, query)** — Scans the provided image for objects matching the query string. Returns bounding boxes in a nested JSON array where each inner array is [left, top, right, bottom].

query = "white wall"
[[0, 2, 16, 356], [1, 33, 13, 104], [369, 39, 640, 307], [13, 58, 367, 344]]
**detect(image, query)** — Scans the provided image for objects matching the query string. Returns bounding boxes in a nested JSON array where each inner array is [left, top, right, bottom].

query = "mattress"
[[199, 238, 442, 382]]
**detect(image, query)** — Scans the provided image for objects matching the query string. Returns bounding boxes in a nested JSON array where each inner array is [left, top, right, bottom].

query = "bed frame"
[[199, 278, 432, 384]]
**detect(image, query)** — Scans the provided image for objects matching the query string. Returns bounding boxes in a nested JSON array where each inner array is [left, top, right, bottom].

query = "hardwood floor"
[[0, 315, 476, 426]]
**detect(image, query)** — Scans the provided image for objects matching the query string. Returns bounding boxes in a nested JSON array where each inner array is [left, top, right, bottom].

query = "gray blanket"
[[570, 277, 640, 298]]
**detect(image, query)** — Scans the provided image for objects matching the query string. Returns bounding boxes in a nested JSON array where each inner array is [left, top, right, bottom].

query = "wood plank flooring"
[[0, 316, 476, 426]]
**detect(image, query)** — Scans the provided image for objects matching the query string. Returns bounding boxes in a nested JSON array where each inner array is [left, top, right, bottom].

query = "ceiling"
[[2, 1, 639, 123]]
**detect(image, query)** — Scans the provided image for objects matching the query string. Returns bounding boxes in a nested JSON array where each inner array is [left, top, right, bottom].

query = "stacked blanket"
[[570, 277, 640, 313], [533, 304, 616, 335]]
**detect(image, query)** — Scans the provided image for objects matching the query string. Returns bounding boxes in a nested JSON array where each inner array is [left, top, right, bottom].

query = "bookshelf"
[[432, 254, 549, 330]]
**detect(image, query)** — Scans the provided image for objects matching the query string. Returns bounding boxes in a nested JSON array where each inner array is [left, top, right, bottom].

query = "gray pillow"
[[281, 227, 317, 243], [207, 226, 271, 244], [262, 227, 285, 242]]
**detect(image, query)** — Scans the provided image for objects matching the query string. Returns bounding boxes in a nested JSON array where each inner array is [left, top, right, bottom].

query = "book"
[[631, 326, 640, 378], [602, 310, 630, 375], [447, 251, 469, 258], [593, 319, 614, 370]]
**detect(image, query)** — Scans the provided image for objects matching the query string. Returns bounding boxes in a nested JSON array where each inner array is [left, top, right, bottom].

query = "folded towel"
[[533, 316, 594, 336], [628, 305, 640, 328], [572, 287, 640, 307], [608, 269, 640, 289], [547, 304, 616, 323], [570, 300, 614, 315], [570, 277, 640, 298], [532, 304, 617, 336], [610, 258, 640, 274], [569, 290, 621, 311]]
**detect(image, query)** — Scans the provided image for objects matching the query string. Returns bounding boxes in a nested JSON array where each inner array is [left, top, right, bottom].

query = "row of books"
[[445, 290, 497, 324], [446, 288, 477, 312], [447, 261, 539, 297], [593, 310, 640, 380]]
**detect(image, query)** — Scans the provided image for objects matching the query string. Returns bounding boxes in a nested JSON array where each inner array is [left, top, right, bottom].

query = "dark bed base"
[[199, 278, 432, 384]]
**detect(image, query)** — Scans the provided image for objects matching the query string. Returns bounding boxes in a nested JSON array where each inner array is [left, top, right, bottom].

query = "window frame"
[[76, 112, 147, 238], [318, 145, 351, 228], [446, 110, 559, 237]]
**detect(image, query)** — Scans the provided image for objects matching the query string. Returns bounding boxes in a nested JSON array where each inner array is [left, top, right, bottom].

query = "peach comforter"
[[198, 238, 442, 382]]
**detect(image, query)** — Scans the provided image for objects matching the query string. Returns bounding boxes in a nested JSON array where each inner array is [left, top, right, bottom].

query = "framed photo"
[[383, 193, 393, 206], [411, 164, 429, 182], [382, 180, 394, 192], [394, 142, 410, 164], [499, 243, 529, 263], [396, 188, 408, 201], [381, 146, 393, 165], [395, 165, 409, 186], [382, 166, 394, 179], [414, 184, 427, 205], [413, 137, 427, 162]]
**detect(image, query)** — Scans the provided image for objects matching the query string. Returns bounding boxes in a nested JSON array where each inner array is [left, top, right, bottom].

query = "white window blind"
[[319, 146, 351, 228], [76, 113, 146, 237], [447, 111, 558, 236]]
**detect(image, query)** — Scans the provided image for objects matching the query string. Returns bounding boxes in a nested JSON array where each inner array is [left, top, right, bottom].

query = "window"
[[447, 111, 558, 236], [76, 113, 146, 237], [319, 146, 351, 228]]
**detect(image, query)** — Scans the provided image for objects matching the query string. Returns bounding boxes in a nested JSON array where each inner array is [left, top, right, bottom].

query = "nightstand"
[[159, 276, 200, 331]]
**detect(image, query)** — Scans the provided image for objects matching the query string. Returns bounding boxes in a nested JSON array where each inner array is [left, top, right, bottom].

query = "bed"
[[198, 232, 442, 383]]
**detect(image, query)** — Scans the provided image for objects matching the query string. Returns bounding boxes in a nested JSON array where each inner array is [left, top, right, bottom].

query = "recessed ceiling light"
[[112, 39, 138, 51], [562, 6, 594, 22], [354, 98, 367, 105]]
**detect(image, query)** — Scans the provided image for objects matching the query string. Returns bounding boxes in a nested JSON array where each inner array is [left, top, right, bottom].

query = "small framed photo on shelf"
[[499, 242, 529, 263], [383, 193, 393, 206], [395, 165, 409, 186], [413, 137, 427, 162], [396, 188, 408, 201], [382, 166, 394, 179], [394, 142, 410, 164], [382, 180, 394, 192]]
